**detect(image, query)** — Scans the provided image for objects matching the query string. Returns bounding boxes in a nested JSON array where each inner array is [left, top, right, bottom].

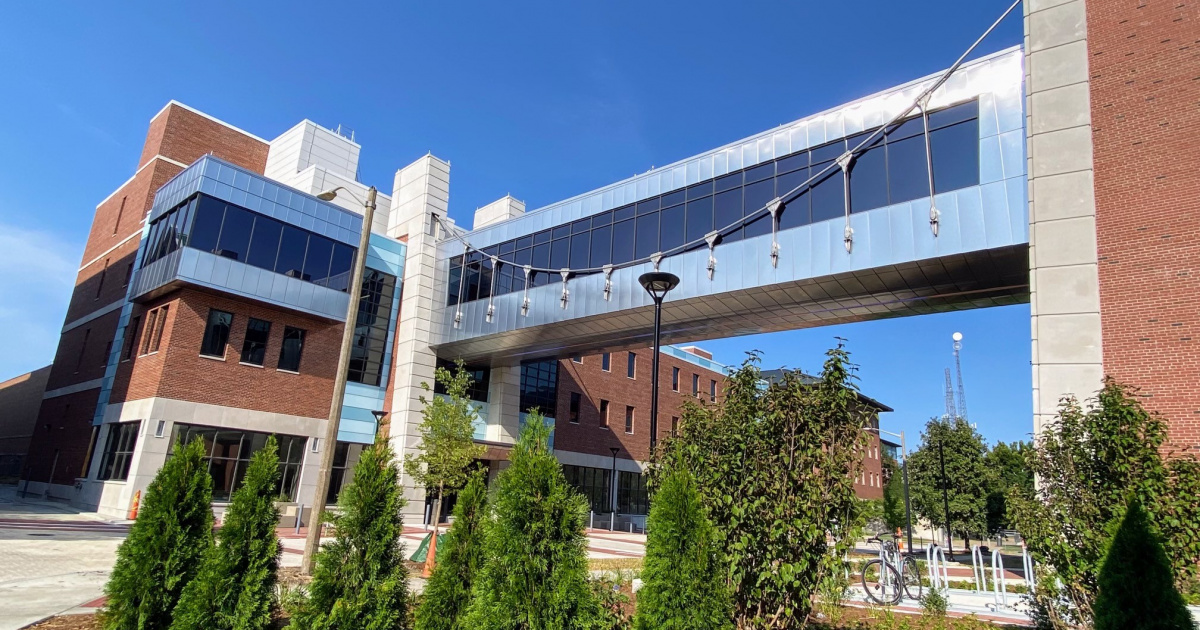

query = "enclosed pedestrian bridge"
[[431, 47, 1027, 365]]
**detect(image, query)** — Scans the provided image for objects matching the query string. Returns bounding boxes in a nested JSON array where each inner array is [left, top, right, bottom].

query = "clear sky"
[[0, 1, 1031, 446]]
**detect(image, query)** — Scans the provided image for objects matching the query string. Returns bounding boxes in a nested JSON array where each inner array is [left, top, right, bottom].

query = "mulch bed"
[[23, 615, 99, 630]]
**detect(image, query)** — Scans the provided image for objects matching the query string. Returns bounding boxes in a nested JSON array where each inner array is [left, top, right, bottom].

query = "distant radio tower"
[[944, 368, 958, 420], [953, 332, 968, 421]]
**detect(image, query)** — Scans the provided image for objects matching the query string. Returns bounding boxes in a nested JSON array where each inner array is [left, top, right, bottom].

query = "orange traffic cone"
[[127, 490, 141, 520], [422, 530, 438, 578]]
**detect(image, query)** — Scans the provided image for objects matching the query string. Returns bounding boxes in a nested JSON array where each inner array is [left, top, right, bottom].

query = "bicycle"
[[861, 535, 923, 605]]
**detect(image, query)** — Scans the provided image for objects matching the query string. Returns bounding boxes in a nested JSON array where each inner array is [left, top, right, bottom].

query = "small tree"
[[907, 417, 990, 550], [1094, 498, 1193, 630], [634, 460, 731, 630], [404, 361, 486, 547], [984, 440, 1032, 535], [463, 413, 604, 629], [172, 437, 282, 630], [414, 473, 488, 630], [101, 437, 213, 630], [881, 456, 907, 532], [288, 439, 410, 630]]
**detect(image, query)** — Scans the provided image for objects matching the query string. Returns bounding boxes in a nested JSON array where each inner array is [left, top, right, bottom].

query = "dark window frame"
[[98, 421, 140, 481]]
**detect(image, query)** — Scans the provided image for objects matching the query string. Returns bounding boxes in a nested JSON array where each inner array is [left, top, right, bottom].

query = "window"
[[347, 270, 397, 386], [150, 306, 168, 353], [95, 259, 108, 299], [122, 262, 133, 288], [569, 392, 581, 424], [200, 309, 233, 358], [140, 309, 159, 355], [601, 352, 610, 372], [121, 316, 141, 361], [562, 464, 612, 513], [113, 197, 125, 236], [75, 329, 90, 374], [98, 421, 140, 481], [571, 355, 582, 364], [435, 359, 491, 402], [617, 471, 649, 515], [519, 359, 559, 415], [692, 374, 700, 397], [625, 406, 634, 434], [240, 318, 271, 366], [627, 352, 636, 379], [277, 326, 306, 372], [327, 442, 364, 503], [710, 379, 717, 403], [671, 367, 679, 392], [671, 416, 679, 436], [171, 423, 307, 501], [599, 399, 610, 428]]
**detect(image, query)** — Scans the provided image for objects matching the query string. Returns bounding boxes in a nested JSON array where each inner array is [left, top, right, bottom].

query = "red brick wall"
[[110, 289, 343, 419], [26, 389, 100, 485], [139, 104, 269, 174], [1088, 0, 1200, 448]]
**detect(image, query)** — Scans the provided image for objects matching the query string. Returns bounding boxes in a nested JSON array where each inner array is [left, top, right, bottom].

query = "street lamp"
[[638, 271, 679, 455], [609, 446, 620, 514], [866, 427, 914, 554], [301, 185, 378, 575]]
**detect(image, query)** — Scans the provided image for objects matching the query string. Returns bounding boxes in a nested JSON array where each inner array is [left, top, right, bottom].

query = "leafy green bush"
[[102, 437, 213, 630], [463, 413, 604, 628], [919, 588, 947, 617], [415, 473, 488, 630], [172, 437, 282, 630], [634, 462, 731, 630], [288, 439, 410, 630], [1094, 498, 1192, 630]]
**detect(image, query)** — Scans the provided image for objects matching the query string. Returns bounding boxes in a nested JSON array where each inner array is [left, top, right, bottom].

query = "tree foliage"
[[171, 437, 282, 630], [881, 456, 907, 531], [1093, 498, 1193, 630], [983, 440, 1032, 534], [405, 361, 487, 530], [1009, 379, 1200, 629], [907, 417, 989, 548], [288, 439, 410, 630], [101, 438, 214, 630], [415, 473, 489, 630], [655, 345, 870, 628], [634, 456, 731, 630], [463, 412, 606, 629]]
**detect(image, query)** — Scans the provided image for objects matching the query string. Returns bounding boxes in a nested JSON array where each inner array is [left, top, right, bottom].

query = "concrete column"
[[472, 195, 525, 230], [485, 365, 522, 443], [386, 154, 451, 520], [1025, 0, 1103, 435]]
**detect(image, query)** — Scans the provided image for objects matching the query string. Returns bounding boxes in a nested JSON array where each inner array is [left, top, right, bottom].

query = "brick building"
[[0, 366, 51, 480]]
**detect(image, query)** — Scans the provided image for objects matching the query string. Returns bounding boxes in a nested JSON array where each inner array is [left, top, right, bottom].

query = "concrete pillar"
[[1025, 0, 1103, 435], [485, 365, 522, 443], [386, 154, 451, 520], [472, 195, 525, 230]]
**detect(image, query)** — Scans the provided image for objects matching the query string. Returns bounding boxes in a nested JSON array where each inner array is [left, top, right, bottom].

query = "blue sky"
[[0, 1, 1030, 446]]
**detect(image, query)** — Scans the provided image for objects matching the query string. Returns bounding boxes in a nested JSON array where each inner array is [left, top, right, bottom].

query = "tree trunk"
[[423, 483, 443, 578]]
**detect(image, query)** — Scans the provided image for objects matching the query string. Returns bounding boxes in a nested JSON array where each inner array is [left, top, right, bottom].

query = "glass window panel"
[[463, 262, 480, 300], [589, 225, 612, 267], [660, 189, 685, 207], [635, 212, 659, 259], [200, 309, 233, 358], [533, 230, 551, 245], [743, 179, 775, 239], [447, 264, 462, 306], [714, 188, 743, 243], [571, 218, 590, 234], [478, 264, 492, 300], [611, 219, 635, 264], [240, 318, 271, 366], [931, 120, 979, 193], [514, 248, 532, 267], [685, 196, 713, 244], [278, 326, 305, 372], [496, 267, 512, 295], [275, 225, 308, 279], [245, 216, 283, 271], [328, 243, 353, 293], [613, 205, 635, 222], [636, 198, 659, 215], [214, 205, 253, 262], [499, 240, 516, 254], [929, 100, 978, 130], [744, 161, 775, 184], [303, 236, 334, 286], [569, 232, 590, 269], [847, 130, 884, 151], [188, 195, 226, 254], [531, 244, 550, 286], [552, 225, 571, 240], [886, 116, 925, 141], [776, 152, 808, 174], [686, 181, 713, 200], [659, 204, 686, 252], [591, 210, 613, 227], [516, 235, 533, 249], [777, 168, 811, 229], [715, 172, 742, 193], [549, 238, 570, 270], [811, 166, 846, 223], [887, 134, 930, 204], [850, 146, 889, 212], [810, 139, 846, 165]]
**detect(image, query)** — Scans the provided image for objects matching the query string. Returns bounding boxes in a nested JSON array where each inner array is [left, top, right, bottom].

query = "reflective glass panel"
[[685, 196, 713, 244], [245, 216, 283, 271], [659, 204, 686, 252], [214, 205, 253, 262], [850, 146, 889, 212], [635, 212, 658, 259], [611, 219, 635, 264]]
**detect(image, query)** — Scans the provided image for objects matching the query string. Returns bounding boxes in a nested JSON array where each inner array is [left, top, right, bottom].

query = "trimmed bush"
[[463, 414, 604, 629], [288, 439, 410, 630], [634, 465, 731, 630], [172, 437, 282, 630], [415, 473, 488, 630], [1094, 499, 1192, 630], [101, 437, 213, 630]]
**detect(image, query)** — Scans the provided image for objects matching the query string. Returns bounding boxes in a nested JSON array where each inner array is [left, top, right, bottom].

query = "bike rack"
[[926, 543, 950, 592], [990, 548, 1009, 608], [1021, 542, 1036, 593], [971, 545, 987, 593]]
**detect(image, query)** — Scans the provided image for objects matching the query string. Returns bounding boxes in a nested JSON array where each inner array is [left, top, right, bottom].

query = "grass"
[[588, 557, 642, 572]]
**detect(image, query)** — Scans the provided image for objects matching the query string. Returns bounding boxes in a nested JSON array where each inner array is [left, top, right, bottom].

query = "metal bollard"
[[294, 503, 304, 535], [590, 511, 594, 529]]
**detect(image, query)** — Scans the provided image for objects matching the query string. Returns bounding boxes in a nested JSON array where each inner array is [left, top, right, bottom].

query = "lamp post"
[[938, 425, 953, 553], [866, 427, 914, 554], [638, 271, 679, 455], [609, 446, 620, 515], [301, 185, 377, 575], [371, 409, 389, 437]]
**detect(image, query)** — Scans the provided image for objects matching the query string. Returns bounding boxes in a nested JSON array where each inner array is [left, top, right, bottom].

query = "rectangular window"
[[627, 352, 636, 379], [672, 367, 679, 392], [571, 355, 582, 364], [277, 326, 306, 372], [113, 197, 125, 236], [562, 464, 612, 513], [139, 308, 159, 355], [122, 262, 133, 288], [150, 306, 168, 353], [617, 471, 649, 515], [599, 399, 609, 428], [98, 421, 140, 481], [671, 416, 679, 436], [95, 259, 108, 299], [692, 373, 700, 397], [200, 309, 233, 358], [347, 270, 397, 386], [519, 358, 559, 415], [625, 406, 634, 434], [121, 316, 141, 361], [240, 318, 271, 366], [327, 442, 365, 504], [710, 379, 717, 403], [171, 423, 307, 501], [601, 352, 610, 372], [569, 392, 581, 424]]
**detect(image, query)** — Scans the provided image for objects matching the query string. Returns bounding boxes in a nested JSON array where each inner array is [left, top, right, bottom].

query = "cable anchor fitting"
[[767, 198, 782, 268], [559, 269, 570, 309], [704, 231, 720, 280], [602, 265, 614, 301], [520, 265, 532, 316]]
